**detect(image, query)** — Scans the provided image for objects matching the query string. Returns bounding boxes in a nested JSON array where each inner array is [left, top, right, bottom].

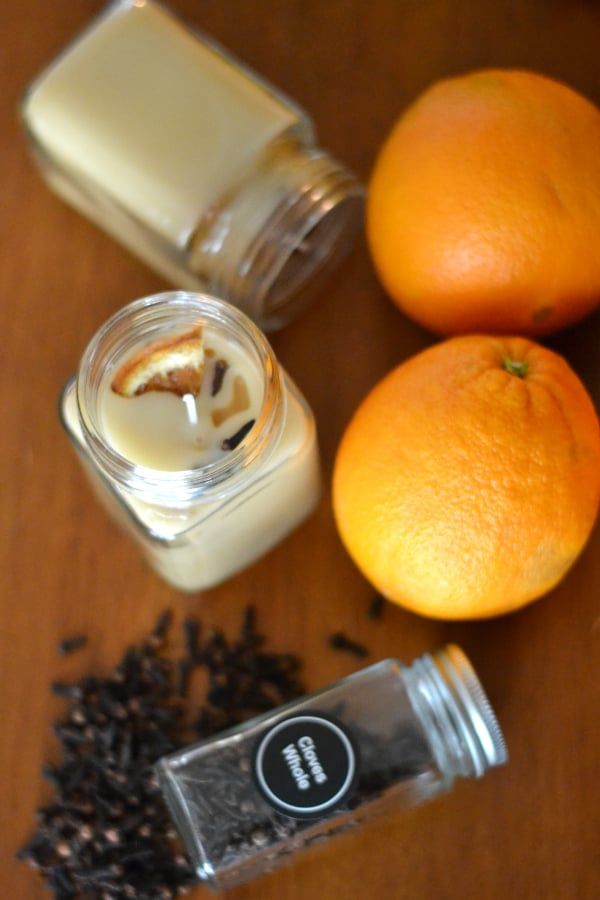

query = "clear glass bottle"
[[157, 645, 507, 890], [21, 0, 363, 330], [60, 291, 321, 591]]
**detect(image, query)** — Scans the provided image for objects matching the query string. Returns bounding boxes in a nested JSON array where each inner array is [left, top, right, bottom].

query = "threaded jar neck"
[[76, 292, 285, 507], [187, 137, 364, 330], [406, 645, 507, 779]]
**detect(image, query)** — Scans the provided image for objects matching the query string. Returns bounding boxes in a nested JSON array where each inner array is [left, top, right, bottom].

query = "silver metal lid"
[[432, 645, 508, 777]]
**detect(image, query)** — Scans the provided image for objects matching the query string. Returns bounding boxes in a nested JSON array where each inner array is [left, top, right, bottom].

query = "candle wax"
[[101, 331, 263, 471]]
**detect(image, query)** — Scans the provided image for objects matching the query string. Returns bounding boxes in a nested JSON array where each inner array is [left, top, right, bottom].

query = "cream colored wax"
[[101, 333, 264, 471], [62, 325, 321, 591], [22, 0, 299, 247]]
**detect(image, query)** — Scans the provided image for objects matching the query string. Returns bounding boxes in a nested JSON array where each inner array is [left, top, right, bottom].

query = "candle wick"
[[182, 393, 198, 426]]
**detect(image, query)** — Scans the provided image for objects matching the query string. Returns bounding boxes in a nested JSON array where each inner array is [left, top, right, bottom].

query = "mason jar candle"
[[60, 292, 321, 590], [157, 644, 508, 890], [21, 0, 363, 329]]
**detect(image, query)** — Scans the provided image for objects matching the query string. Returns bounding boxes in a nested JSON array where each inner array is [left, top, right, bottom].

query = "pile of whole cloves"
[[18, 607, 305, 899]]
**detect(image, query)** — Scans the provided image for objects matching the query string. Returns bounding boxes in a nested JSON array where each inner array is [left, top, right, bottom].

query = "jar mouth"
[[188, 139, 364, 331], [433, 645, 507, 774], [76, 292, 284, 506], [245, 164, 364, 329], [419, 646, 508, 778]]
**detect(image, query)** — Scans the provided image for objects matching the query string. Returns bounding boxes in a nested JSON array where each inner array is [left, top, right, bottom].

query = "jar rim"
[[76, 291, 284, 506]]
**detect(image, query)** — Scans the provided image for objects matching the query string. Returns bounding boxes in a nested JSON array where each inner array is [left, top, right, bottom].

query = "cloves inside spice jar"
[[157, 646, 507, 892]]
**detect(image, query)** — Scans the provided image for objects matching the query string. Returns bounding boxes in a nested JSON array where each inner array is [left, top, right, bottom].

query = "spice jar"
[[21, 0, 363, 330], [60, 291, 321, 591], [157, 645, 507, 890]]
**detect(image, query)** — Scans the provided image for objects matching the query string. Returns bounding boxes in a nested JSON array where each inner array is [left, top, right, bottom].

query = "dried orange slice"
[[111, 326, 204, 398]]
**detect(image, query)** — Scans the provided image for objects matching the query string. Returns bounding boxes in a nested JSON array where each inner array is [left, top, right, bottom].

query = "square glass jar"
[[60, 292, 321, 590], [22, 0, 363, 329]]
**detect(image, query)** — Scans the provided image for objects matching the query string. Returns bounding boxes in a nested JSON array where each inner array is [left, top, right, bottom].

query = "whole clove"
[[176, 660, 192, 698], [328, 631, 369, 658], [241, 604, 256, 641], [57, 635, 88, 656], [221, 419, 255, 451], [182, 618, 200, 659], [210, 358, 229, 396], [19, 607, 306, 899], [51, 682, 83, 700], [367, 594, 384, 620], [148, 610, 173, 650]]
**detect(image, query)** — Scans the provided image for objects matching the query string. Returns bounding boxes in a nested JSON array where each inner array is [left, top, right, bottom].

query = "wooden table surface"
[[1, 1, 599, 897]]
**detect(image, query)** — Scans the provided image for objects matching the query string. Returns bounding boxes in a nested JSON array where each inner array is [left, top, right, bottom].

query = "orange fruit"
[[367, 69, 600, 336], [333, 336, 600, 619]]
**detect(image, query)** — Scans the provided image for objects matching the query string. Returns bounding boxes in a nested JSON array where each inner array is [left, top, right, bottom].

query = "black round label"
[[252, 713, 357, 818]]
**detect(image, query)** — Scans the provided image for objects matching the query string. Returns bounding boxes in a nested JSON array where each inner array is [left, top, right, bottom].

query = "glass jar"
[[157, 645, 507, 890], [21, 0, 363, 330], [60, 291, 321, 591]]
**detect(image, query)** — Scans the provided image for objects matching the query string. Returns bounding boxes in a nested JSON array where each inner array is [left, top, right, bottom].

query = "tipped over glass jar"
[[157, 645, 508, 890], [21, 0, 363, 329], [60, 291, 321, 591]]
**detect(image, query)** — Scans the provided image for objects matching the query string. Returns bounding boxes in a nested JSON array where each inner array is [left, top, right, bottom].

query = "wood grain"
[[1, 1, 599, 898]]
